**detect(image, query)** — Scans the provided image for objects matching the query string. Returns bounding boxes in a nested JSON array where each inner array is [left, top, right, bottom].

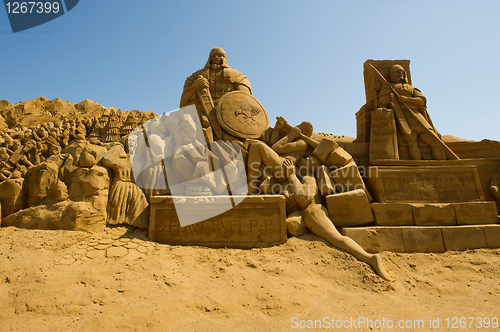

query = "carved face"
[[0, 147, 7, 159], [210, 52, 224, 65], [390, 65, 407, 84], [206, 47, 229, 68], [297, 121, 313, 137], [395, 69, 405, 81], [297, 155, 321, 177]]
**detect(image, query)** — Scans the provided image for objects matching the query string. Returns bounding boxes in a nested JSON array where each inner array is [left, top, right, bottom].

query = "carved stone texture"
[[101, 144, 149, 229], [61, 140, 108, 168], [216, 91, 269, 139], [454, 201, 498, 225], [318, 139, 353, 168], [369, 108, 399, 161], [344, 225, 499, 253], [3, 163, 109, 232], [412, 203, 457, 226], [442, 226, 488, 251], [149, 195, 287, 248], [366, 166, 485, 203], [286, 210, 309, 237], [0, 177, 25, 217], [26, 161, 60, 207], [370, 203, 413, 226], [341, 227, 405, 254], [329, 161, 372, 201], [101, 110, 123, 143], [180, 47, 252, 142], [317, 161, 372, 202], [121, 110, 143, 136], [402, 227, 445, 253], [324, 189, 374, 227], [358, 60, 458, 161], [484, 225, 500, 248], [356, 60, 411, 143]]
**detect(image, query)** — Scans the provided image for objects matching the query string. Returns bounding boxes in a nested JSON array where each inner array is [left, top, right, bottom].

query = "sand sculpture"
[[0, 101, 152, 231], [1, 51, 499, 281]]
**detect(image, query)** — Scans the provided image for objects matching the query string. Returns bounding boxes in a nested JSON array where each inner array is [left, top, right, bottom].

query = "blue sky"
[[1, 0, 499, 141]]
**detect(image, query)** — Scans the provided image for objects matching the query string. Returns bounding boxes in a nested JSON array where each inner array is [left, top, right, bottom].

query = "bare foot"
[[367, 254, 393, 281]]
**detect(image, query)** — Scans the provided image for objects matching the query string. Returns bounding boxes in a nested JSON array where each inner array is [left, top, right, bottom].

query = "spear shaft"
[[368, 63, 459, 160]]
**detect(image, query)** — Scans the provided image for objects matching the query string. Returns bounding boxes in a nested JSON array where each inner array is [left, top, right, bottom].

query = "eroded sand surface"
[[0, 226, 499, 331]]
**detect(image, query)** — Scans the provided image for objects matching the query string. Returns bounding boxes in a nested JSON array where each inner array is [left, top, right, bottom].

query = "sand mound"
[[75, 99, 106, 115], [0, 97, 151, 129], [0, 226, 498, 331], [312, 132, 355, 143], [0, 114, 7, 132], [442, 135, 476, 143]]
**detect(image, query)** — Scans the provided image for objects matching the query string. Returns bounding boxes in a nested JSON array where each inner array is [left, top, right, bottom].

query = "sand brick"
[[454, 202, 498, 225], [442, 226, 487, 251], [371, 203, 413, 226], [325, 189, 374, 227], [483, 225, 500, 248], [341, 227, 405, 253], [402, 227, 444, 253], [412, 203, 456, 226]]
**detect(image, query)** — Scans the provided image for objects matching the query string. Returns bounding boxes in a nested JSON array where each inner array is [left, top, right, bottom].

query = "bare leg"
[[420, 132, 446, 160], [303, 203, 392, 280], [403, 132, 421, 160], [247, 144, 264, 194], [247, 142, 284, 194]]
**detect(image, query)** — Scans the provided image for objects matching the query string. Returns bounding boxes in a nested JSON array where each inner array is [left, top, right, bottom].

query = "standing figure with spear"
[[370, 63, 459, 161]]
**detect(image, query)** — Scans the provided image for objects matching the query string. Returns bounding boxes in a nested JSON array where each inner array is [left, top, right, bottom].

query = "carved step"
[[341, 225, 500, 253]]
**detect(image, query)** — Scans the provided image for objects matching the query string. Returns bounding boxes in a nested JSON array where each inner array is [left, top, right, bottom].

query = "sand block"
[[325, 189, 374, 227], [312, 138, 338, 164], [454, 201, 498, 225], [365, 165, 485, 203], [149, 195, 287, 249], [370, 203, 413, 226], [442, 226, 487, 251], [402, 227, 445, 253], [329, 161, 372, 201], [483, 225, 500, 248], [369, 108, 399, 161], [316, 165, 335, 196], [412, 203, 456, 226], [341, 227, 404, 253]]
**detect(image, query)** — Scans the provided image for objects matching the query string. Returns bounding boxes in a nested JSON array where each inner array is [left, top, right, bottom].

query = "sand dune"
[[0, 226, 498, 331], [0, 97, 156, 129]]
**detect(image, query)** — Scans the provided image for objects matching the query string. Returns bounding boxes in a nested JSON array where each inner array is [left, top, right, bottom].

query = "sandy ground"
[[0, 226, 499, 332]]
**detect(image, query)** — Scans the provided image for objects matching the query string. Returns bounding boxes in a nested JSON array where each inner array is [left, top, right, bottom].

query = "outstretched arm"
[[272, 127, 308, 154], [180, 76, 209, 107], [284, 159, 316, 209], [269, 117, 285, 146]]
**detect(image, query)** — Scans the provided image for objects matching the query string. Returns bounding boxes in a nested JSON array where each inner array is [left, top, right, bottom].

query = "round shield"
[[216, 91, 269, 139]]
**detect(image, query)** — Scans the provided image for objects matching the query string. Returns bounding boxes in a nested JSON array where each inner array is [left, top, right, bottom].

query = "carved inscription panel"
[[149, 195, 287, 248], [367, 166, 485, 203]]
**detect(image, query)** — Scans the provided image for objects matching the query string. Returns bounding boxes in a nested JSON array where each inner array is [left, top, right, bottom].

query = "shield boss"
[[216, 91, 269, 139]]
